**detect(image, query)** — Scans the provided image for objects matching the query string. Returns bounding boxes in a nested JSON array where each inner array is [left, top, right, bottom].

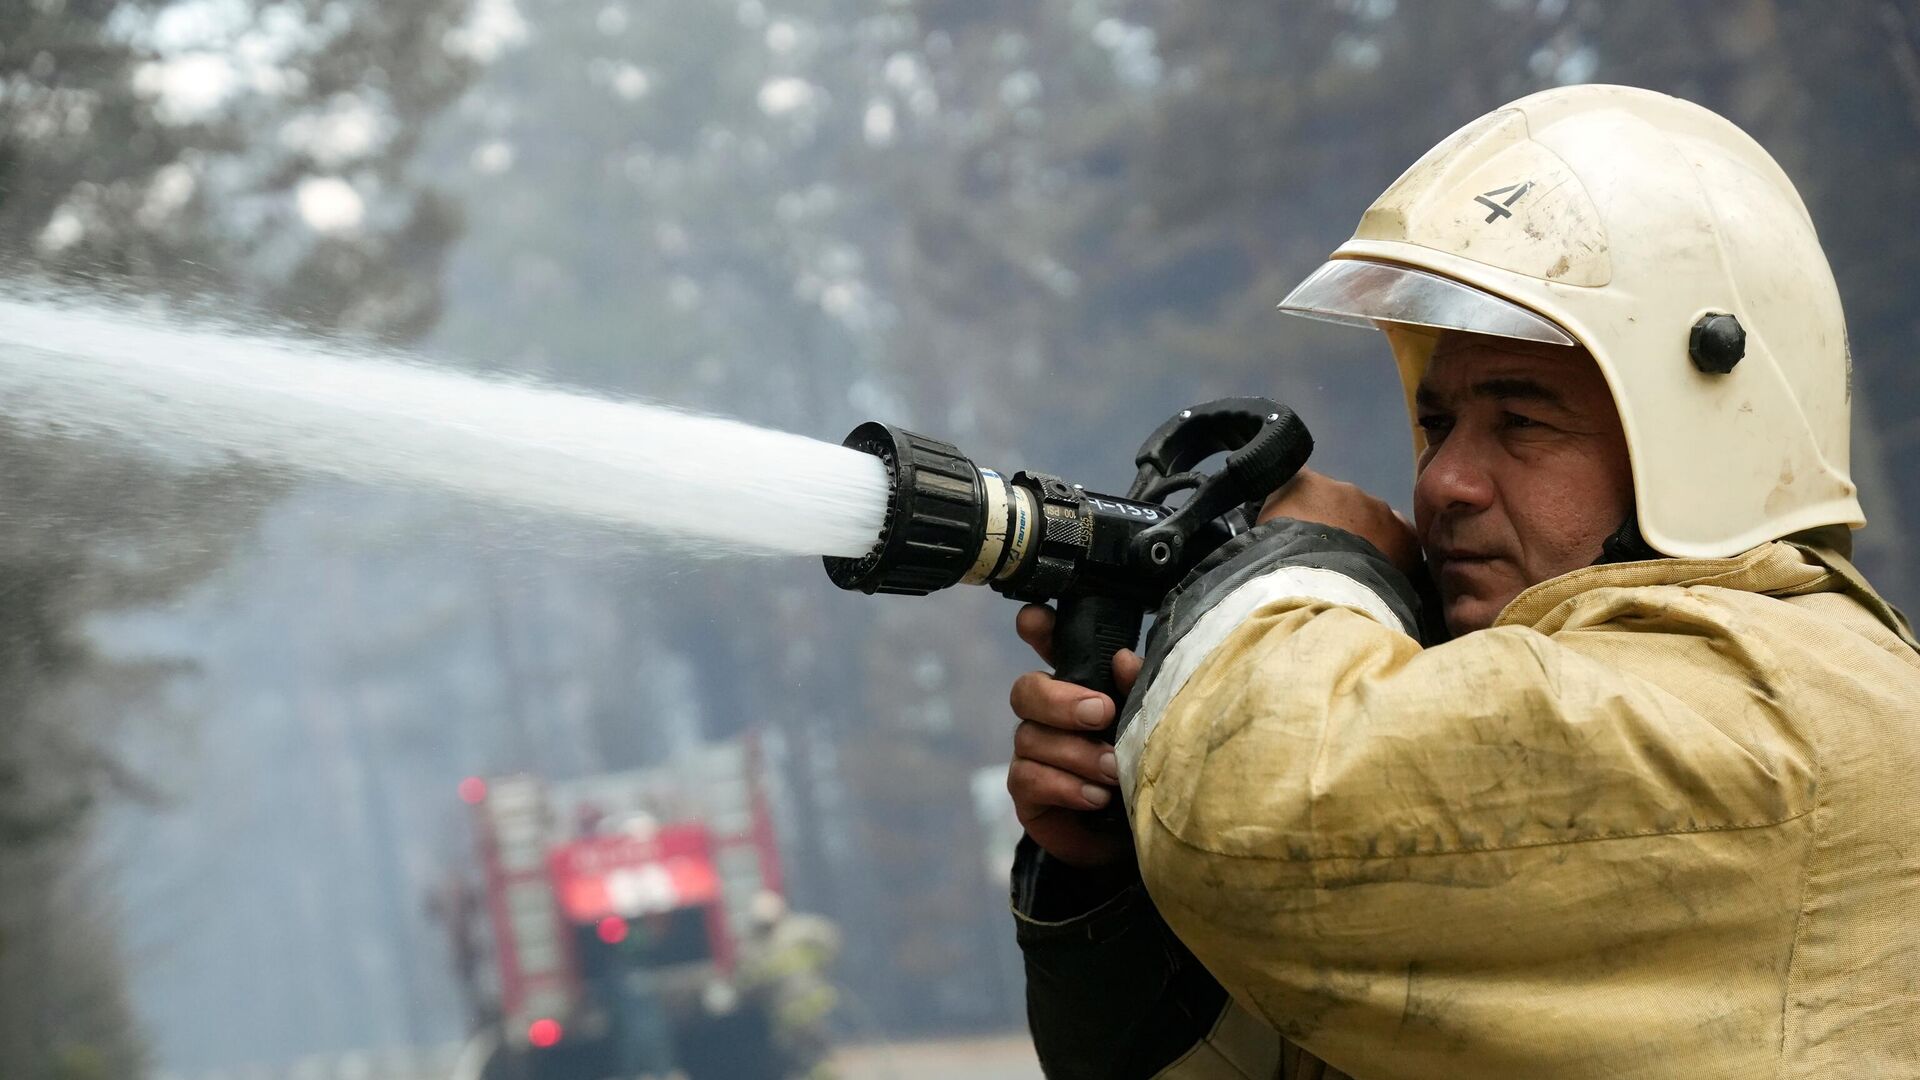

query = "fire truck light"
[[596, 915, 628, 944], [528, 1018, 563, 1048], [457, 777, 488, 805]]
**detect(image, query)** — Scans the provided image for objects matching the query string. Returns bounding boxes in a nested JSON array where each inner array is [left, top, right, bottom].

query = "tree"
[[0, 0, 476, 1072]]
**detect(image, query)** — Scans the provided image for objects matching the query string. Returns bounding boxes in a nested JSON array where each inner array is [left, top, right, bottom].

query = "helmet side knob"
[[1689, 313, 1747, 375]]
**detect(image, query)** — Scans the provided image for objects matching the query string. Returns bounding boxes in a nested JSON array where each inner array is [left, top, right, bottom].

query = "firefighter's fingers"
[[1006, 725, 1133, 869], [1013, 720, 1118, 787], [1010, 669, 1112, 731], [1013, 804, 1132, 868], [1015, 603, 1056, 665], [1113, 648, 1142, 697], [1008, 756, 1113, 813]]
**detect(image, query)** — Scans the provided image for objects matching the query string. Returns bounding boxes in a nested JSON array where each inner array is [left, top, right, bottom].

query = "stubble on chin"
[[1440, 591, 1500, 637]]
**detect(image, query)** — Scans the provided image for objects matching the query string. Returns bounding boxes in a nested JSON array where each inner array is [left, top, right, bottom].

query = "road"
[[830, 1034, 1044, 1080]]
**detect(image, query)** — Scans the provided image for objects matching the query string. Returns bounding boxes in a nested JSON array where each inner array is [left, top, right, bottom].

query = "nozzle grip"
[[1051, 593, 1145, 707], [1052, 593, 1143, 830]]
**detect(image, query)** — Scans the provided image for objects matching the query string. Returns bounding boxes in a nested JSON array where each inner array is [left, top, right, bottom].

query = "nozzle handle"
[[1051, 593, 1145, 706], [1052, 592, 1145, 831], [1131, 406, 1313, 570]]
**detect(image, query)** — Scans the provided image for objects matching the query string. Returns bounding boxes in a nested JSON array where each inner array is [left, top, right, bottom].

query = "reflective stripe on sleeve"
[[1115, 566, 1407, 800]]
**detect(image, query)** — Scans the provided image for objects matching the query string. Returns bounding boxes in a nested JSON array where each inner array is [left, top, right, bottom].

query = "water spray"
[[0, 290, 889, 558], [0, 289, 1313, 704], [825, 399, 1313, 700]]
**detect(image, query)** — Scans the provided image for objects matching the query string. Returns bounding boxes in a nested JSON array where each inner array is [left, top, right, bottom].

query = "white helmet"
[[1280, 84, 1860, 559], [748, 889, 788, 928]]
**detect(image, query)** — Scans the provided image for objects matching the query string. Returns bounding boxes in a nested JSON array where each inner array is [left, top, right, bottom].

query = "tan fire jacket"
[[1114, 535, 1920, 1079]]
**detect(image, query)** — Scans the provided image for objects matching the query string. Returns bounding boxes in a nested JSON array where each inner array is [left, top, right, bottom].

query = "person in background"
[[737, 891, 843, 1079]]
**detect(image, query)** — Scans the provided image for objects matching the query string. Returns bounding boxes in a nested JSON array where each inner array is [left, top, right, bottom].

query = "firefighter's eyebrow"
[[1417, 378, 1567, 410], [1470, 377, 1565, 405]]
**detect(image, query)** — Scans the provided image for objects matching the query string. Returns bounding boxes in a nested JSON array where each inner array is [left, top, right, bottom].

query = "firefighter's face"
[[1412, 332, 1634, 635]]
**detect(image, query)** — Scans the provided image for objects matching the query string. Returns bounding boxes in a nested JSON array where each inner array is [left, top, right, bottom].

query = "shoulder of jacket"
[[1498, 542, 1832, 634]]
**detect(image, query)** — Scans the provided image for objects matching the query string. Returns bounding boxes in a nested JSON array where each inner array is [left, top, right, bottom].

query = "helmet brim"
[[1278, 258, 1575, 347]]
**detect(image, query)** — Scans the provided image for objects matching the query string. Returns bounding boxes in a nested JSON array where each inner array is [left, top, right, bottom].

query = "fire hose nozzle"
[[821, 422, 990, 596], [824, 398, 1312, 713], [823, 399, 1312, 607]]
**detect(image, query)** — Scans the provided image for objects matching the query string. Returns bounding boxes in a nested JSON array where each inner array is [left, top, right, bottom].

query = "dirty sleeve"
[[1113, 519, 1816, 1078]]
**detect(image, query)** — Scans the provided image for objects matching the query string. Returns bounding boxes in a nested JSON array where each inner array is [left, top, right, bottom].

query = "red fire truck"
[[452, 738, 788, 1079]]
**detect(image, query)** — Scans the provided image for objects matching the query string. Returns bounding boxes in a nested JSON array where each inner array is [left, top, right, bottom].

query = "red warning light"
[[596, 915, 628, 944], [527, 1017, 563, 1048], [457, 777, 488, 805]]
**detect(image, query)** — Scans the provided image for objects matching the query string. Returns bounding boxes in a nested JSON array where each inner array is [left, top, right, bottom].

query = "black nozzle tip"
[[823, 423, 985, 596], [823, 423, 910, 593]]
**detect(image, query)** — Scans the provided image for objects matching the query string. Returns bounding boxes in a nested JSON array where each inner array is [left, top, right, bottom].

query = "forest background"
[[2, 0, 1916, 1075]]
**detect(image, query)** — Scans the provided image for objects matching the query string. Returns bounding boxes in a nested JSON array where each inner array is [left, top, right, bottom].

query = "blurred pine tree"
[[0, 0, 476, 1072]]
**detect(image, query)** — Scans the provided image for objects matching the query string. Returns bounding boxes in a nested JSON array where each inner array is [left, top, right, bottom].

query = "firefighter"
[[737, 891, 842, 1079], [1004, 84, 1920, 1078]]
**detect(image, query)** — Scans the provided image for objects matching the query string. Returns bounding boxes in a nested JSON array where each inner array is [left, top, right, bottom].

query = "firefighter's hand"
[[1006, 604, 1142, 869], [1258, 466, 1422, 578]]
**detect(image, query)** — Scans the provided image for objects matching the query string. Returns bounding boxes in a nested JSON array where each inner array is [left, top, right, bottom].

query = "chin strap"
[[1595, 511, 1661, 566]]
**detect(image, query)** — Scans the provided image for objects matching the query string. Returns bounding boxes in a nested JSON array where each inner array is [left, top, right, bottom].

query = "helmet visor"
[[1278, 258, 1574, 346]]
